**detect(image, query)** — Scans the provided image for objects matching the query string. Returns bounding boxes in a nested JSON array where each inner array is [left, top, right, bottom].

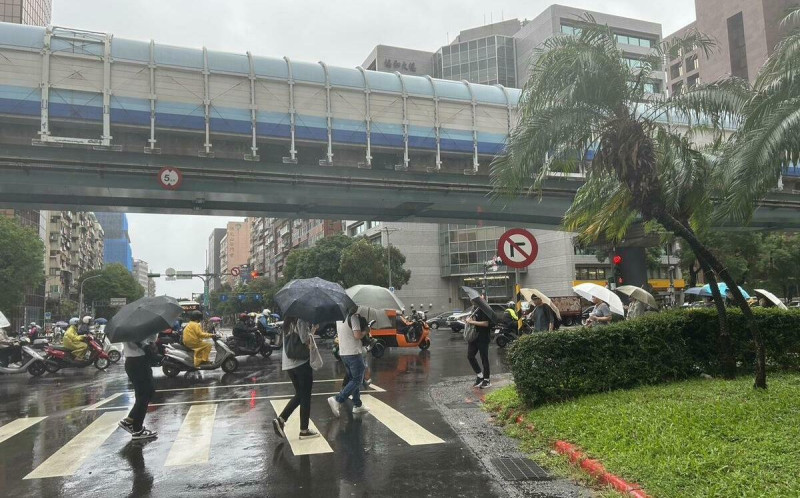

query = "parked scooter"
[[43, 333, 111, 372], [161, 336, 239, 377], [0, 338, 47, 376]]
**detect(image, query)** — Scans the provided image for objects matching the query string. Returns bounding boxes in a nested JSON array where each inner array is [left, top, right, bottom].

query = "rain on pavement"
[[0, 330, 510, 497]]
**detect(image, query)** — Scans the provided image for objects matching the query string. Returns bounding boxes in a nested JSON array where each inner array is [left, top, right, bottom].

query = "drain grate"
[[445, 401, 481, 409], [491, 457, 551, 481]]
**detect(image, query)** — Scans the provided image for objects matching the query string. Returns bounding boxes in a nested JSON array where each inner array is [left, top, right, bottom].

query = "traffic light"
[[612, 254, 623, 286], [250, 270, 260, 279]]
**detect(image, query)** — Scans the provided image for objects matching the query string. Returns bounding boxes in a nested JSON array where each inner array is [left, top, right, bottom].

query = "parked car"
[[426, 312, 451, 329], [448, 311, 472, 332]]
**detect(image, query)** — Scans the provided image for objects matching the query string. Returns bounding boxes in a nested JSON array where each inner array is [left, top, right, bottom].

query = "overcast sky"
[[52, 0, 696, 297]]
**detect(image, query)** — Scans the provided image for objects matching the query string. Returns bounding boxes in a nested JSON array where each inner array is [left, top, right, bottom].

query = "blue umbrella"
[[94, 318, 108, 325], [700, 283, 750, 300], [684, 287, 704, 296]]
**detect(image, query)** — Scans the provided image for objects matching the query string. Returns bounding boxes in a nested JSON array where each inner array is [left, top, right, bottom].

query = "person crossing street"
[[182, 311, 214, 367]]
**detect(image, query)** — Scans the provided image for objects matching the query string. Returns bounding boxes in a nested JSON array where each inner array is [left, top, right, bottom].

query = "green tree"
[[79, 264, 144, 318], [0, 216, 44, 314], [339, 239, 411, 289], [752, 233, 800, 301], [489, 17, 768, 385], [283, 234, 355, 284]]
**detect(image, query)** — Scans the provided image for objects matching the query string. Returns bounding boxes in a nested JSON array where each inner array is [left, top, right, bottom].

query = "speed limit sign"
[[157, 167, 183, 190]]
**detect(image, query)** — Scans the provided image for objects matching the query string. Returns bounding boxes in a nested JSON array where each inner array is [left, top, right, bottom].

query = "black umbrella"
[[105, 296, 184, 343], [461, 286, 498, 323], [275, 277, 357, 324]]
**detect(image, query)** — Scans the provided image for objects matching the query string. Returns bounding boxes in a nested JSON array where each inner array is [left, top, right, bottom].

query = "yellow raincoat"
[[182, 321, 213, 367], [62, 325, 87, 360]]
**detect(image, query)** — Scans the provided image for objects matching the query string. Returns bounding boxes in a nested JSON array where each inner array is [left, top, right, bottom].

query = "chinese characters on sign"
[[383, 59, 417, 72]]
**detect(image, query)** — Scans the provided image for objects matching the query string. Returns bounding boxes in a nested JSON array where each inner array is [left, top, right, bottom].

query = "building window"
[[575, 266, 609, 281], [573, 246, 593, 256], [687, 74, 700, 89], [561, 24, 582, 36], [672, 81, 684, 95], [616, 33, 654, 48], [727, 12, 749, 80], [624, 57, 644, 69], [670, 62, 683, 80], [685, 54, 699, 72]]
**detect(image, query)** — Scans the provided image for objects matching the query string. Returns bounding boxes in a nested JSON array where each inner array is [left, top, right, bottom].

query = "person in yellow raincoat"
[[182, 311, 214, 367], [62, 317, 88, 360]]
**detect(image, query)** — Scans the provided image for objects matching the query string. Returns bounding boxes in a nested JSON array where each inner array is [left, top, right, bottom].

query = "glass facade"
[[434, 35, 517, 87], [439, 225, 509, 276], [0, 0, 51, 26]]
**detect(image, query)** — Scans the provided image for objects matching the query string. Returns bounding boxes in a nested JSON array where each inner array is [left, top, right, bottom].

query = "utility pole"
[[149, 271, 218, 314], [78, 274, 102, 317], [383, 226, 400, 290]]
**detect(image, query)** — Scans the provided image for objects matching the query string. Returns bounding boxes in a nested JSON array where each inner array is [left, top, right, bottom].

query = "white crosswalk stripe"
[[0, 416, 47, 445], [24, 411, 126, 479], [361, 395, 445, 446], [270, 399, 333, 456], [164, 404, 217, 466]]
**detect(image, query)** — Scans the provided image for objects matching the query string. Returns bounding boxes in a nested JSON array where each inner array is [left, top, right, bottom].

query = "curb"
[[488, 404, 650, 498], [552, 440, 651, 498]]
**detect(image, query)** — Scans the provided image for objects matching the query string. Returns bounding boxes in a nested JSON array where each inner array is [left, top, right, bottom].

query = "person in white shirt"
[[328, 313, 370, 417], [118, 333, 158, 440]]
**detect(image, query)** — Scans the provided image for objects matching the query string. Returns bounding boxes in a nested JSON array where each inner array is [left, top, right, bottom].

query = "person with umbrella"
[[108, 296, 183, 440], [530, 296, 555, 332], [461, 286, 494, 389], [586, 297, 612, 327], [273, 277, 355, 440]]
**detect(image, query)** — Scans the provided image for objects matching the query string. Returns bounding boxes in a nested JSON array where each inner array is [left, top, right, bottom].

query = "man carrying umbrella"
[[107, 296, 184, 440], [530, 296, 554, 332]]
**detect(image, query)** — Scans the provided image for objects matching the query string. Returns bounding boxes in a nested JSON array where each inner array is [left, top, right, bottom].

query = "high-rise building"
[[133, 259, 155, 297], [0, 0, 52, 26], [95, 213, 134, 272], [666, 0, 795, 94], [220, 221, 251, 287], [207, 228, 227, 292], [43, 211, 105, 301]]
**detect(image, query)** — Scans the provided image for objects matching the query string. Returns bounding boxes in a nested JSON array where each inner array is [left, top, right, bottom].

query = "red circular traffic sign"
[[157, 167, 183, 190], [497, 229, 539, 269], [230, 267, 241, 277]]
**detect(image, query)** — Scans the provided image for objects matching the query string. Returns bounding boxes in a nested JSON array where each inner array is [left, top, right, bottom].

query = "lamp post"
[[78, 274, 102, 317], [383, 226, 400, 290]]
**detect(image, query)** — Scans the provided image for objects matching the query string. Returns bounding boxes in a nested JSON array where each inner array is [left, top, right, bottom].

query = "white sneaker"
[[327, 396, 341, 417], [352, 405, 370, 414]]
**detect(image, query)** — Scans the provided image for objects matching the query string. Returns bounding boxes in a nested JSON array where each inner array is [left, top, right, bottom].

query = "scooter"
[[43, 333, 111, 372], [493, 321, 532, 348], [94, 329, 122, 363], [225, 328, 279, 359], [0, 340, 47, 376], [161, 336, 239, 378]]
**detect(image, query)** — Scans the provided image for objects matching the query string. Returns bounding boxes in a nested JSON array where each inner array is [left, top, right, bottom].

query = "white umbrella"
[[0, 311, 9, 329], [572, 283, 625, 316], [754, 289, 788, 310], [520, 288, 561, 320], [616, 285, 658, 310]]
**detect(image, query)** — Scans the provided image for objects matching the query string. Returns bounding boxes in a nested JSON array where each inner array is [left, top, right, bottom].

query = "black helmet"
[[189, 310, 203, 321]]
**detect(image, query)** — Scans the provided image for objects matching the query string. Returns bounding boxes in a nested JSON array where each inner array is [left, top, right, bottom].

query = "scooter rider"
[[234, 313, 258, 351], [182, 311, 214, 367], [62, 317, 87, 360]]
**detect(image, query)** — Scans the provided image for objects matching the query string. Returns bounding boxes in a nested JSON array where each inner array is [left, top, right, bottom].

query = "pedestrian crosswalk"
[[2, 382, 445, 480]]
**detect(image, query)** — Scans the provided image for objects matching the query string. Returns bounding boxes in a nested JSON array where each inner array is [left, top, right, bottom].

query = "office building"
[[95, 213, 134, 272], [133, 259, 155, 297], [0, 0, 51, 26], [220, 221, 251, 288], [666, 0, 795, 94], [207, 228, 227, 292]]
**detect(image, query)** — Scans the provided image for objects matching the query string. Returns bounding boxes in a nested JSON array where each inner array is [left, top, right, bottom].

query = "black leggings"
[[125, 356, 155, 431], [280, 362, 314, 431], [467, 341, 490, 379]]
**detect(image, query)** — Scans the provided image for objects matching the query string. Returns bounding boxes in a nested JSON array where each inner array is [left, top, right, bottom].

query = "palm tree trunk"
[[653, 209, 767, 389], [696, 256, 736, 379]]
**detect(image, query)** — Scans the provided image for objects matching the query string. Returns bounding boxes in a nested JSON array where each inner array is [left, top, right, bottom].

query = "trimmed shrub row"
[[507, 308, 800, 406]]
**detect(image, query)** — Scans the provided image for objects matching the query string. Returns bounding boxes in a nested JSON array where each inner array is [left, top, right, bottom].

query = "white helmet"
[[82, 316, 92, 324], [262, 309, 270, 316], [69, 317, 80, 326]]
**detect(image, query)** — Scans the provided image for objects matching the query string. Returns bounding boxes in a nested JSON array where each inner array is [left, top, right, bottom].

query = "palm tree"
[[491, 15, 766, 387]]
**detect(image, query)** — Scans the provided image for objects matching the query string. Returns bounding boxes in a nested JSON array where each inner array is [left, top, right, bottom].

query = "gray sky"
[[53, 0, 696, 297]]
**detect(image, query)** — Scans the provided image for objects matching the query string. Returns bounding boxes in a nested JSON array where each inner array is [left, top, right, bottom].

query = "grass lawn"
[[485, 373, 800, 498]]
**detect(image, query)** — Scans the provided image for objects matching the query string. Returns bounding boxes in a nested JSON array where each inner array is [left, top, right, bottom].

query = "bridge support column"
[[283, 57, 298, 164]]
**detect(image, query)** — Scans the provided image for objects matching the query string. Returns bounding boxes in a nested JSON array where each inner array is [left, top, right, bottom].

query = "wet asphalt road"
[[0, 329, 517, 498]]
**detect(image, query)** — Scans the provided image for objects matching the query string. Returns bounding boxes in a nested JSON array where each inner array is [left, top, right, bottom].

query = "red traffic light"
[[250, 271, 260, 279], [612, 255, 623, 265]]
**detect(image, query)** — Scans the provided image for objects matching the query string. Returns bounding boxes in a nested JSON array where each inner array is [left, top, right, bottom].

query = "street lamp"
[[78, 274, 102, 317], [383, 226, 400, 290]]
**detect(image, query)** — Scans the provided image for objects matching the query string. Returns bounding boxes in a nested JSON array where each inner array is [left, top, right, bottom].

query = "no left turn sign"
[[158, 167, 183, 190], [497, 229, 539, 269], [230, 267, 241, 277]]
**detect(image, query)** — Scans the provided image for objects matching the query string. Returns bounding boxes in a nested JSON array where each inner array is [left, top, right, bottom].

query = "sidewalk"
[[430, 375, 595, 498]]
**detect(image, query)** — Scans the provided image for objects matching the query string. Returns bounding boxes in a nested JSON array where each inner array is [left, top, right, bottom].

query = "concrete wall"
[[361, 45, 434, 76]]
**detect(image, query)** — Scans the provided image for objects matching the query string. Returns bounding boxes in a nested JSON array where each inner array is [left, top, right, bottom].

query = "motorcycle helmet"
[[189, 310, 203, 321], [239, 313, 249, 321], [69, 317, 80, 326], [82, 316, 92, 324], [506, 301, 516, 308], [262, 309, 270, 316], [29, 321, 37, 326]]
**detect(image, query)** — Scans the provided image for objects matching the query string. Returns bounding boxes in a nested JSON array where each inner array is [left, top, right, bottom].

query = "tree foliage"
[[0, 216, 44, 313], [283, 234, 355, 283], [80, 264, 144, 318], [338, 240, 411, 289]]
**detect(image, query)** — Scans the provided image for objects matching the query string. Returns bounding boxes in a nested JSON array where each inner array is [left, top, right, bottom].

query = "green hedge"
[[507, 308, 800, 406]]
